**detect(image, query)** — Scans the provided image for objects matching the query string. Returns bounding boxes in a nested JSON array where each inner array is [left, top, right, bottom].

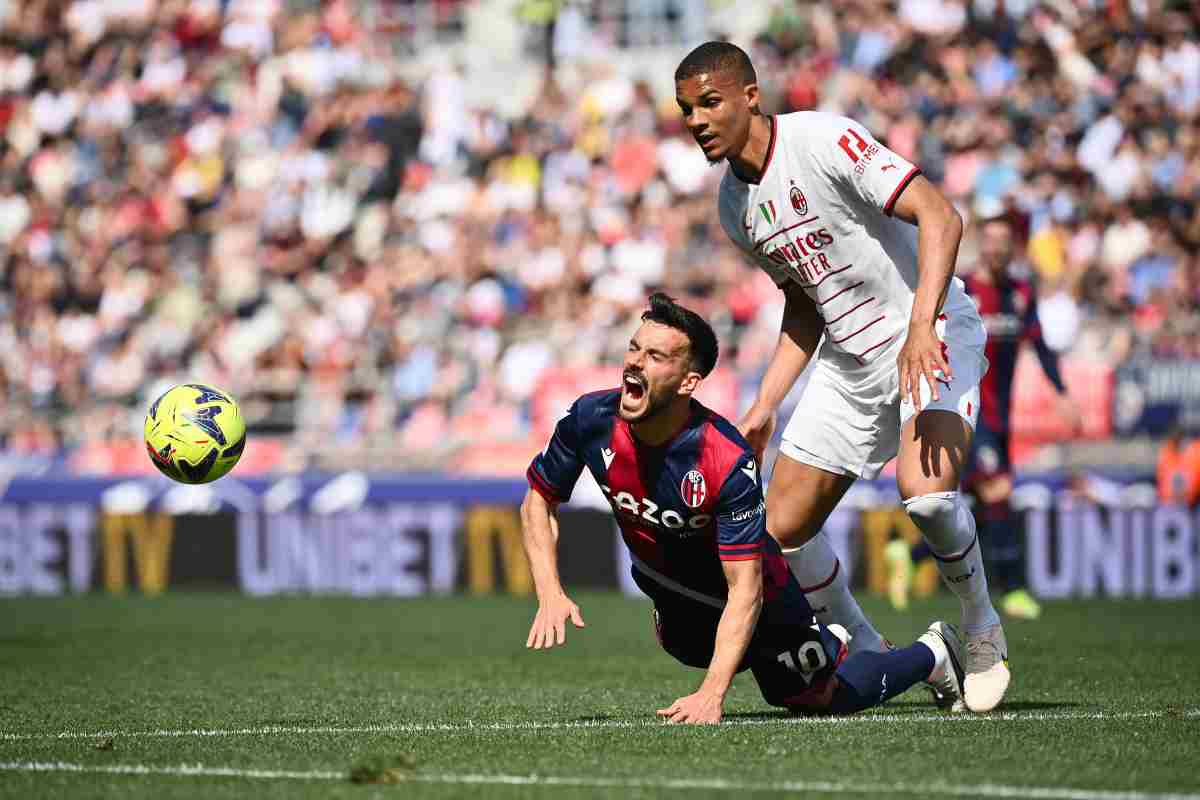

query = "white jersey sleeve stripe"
[[883, 166, 921, 216]]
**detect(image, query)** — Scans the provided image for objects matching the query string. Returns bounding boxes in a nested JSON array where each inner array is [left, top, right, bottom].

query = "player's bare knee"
[[765, 505, 820, 548], [765, 471, 846, 547], [896, 458, 962, 500]]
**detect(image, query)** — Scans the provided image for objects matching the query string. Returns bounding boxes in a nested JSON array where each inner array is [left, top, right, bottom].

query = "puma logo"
[[881, 162, 897, 172]]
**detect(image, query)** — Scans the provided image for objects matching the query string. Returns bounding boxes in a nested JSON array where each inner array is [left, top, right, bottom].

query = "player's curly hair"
[[641, 292, 719, 378], [674, 41, 757, 87]]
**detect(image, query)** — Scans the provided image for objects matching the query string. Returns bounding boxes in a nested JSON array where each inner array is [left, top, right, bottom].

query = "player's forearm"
[[520, 491, 567, 601], [699, 583, 762, 698], [909, 208, 963, 329], [752, 295, 821, 412]]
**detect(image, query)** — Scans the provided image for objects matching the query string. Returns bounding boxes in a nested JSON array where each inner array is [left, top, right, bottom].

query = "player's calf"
[[902, 491, 1010, 712], [782, 532, 886, 655], [902, 492, 1002, 632], [820, 624, 959, 715]]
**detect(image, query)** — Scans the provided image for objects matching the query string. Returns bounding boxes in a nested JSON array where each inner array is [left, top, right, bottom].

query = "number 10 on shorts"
[[777, 640, 828, 683]]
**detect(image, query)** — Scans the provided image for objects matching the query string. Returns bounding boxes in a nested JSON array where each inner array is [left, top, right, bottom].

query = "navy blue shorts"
[[632, 568, 846, 711]]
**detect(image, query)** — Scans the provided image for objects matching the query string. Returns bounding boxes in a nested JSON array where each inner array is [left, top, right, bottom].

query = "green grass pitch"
[[1, 592, 1198, 799]]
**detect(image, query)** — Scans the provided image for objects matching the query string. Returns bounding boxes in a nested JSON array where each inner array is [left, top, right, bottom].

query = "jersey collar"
[[730, 115, 776, 186], [623, 400, 703, 451]]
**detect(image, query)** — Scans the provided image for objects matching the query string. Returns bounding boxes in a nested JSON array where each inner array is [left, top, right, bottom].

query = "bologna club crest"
[[790, 184, 808, 216], [681, 470, 707, 508]]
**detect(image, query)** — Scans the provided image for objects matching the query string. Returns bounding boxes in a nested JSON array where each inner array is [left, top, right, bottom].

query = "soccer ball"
[[143, 384, 247, 484]]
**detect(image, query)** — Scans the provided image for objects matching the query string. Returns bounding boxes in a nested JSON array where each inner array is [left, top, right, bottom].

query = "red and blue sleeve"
[[715, 457, 767, 562], [526, 400, 586, 504]]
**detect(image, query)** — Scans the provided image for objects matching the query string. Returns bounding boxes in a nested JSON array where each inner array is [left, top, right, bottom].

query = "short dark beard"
[[619, 385, 673, 423], [641, 388, 675, 421]]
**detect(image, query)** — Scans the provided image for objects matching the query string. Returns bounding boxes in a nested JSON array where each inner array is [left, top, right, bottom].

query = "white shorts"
[[779, 311, 988, 480]]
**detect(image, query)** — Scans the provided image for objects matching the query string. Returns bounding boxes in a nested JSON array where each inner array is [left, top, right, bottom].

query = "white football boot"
[[964, 623, 1010, 712], [918, 621, 965, 711]]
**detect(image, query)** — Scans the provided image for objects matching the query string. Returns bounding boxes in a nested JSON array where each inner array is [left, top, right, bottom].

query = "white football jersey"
[[719, 111, 975, 370]]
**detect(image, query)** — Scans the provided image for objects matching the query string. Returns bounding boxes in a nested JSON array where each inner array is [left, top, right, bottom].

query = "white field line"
[[0, 761, 341, 781], [1, 761, 1199, 800], [0, 709, 1196, 743]]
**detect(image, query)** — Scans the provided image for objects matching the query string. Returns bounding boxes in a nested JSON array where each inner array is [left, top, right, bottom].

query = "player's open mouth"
[[697, 133, 718, 149], [623, 373, 646, 402]]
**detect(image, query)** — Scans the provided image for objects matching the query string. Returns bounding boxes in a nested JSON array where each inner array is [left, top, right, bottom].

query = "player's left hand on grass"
[[525, 593, 585, 650], [656, 690, 724, 725], [897, 322, 952, 413]]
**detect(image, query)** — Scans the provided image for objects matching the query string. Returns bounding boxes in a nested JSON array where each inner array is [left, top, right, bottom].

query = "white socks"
[[903, 491, 1001, 634], [783, 532, 886, 654]]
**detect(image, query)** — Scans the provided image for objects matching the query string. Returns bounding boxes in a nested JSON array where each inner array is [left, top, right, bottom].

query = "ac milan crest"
[[681, 470, 707, 508], [790, 184, 808, 216]]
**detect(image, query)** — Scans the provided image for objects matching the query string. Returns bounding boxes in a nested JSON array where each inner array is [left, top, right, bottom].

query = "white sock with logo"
[[903, 492, 1001, 635], [783, 532, 886, 654]]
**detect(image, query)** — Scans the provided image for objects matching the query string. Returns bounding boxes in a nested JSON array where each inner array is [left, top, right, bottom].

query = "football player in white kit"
[[675, 41, 1009, 713]]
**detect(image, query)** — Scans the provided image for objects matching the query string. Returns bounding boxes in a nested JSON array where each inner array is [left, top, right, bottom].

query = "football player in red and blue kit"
[[521, 293, 965, 724]]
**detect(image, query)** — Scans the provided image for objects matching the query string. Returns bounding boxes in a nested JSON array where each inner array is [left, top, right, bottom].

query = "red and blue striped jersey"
[[966, 272, 1065, 433], [527, 389, 791, 605]]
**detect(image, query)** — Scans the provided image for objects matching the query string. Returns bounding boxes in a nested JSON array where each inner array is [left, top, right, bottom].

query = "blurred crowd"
[[0, 0, 1197, 472]]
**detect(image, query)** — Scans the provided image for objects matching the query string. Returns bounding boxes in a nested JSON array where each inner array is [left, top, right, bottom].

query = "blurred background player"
[[521, 293, 966, 723], [885, 211, 1078, 621], [675, 41, 1008, 712], [1157, 425, 1200, 509]]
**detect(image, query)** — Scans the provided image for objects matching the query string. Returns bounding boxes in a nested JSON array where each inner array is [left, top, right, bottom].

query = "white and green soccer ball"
[[143, 384, 247, 484]]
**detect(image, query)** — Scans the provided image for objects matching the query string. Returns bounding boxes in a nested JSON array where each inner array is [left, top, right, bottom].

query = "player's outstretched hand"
[[526, 593, 585, 650], [657, 690, 724, 725], [736, 405, 776, 465], [897, 323, 952, 413]]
